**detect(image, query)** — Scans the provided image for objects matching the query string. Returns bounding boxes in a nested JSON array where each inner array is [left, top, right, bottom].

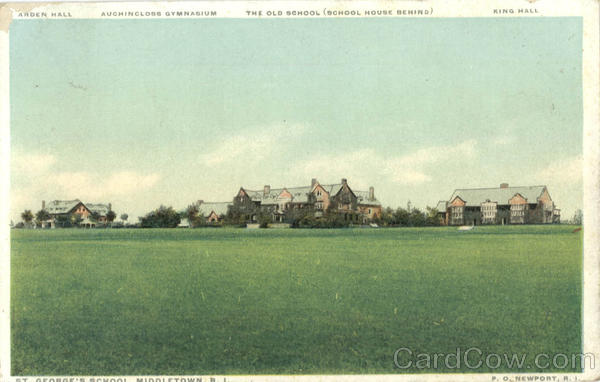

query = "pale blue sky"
[[10, 18, 583, 221]]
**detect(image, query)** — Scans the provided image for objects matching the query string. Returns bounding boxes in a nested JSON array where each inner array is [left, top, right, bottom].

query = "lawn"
[[11, 225, 582, 375]]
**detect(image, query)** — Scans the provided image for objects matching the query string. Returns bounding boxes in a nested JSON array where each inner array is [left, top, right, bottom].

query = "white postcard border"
[[1, 1, 598, 381]]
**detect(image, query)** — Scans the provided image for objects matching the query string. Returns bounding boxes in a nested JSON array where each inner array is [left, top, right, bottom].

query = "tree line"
[[15, 203, 441, 229], [15, 203, 582, 229]]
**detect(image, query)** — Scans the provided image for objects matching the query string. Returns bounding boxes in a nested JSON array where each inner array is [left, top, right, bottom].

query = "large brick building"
[[437, 183, 560, 226], [232, 178, 382, 224]]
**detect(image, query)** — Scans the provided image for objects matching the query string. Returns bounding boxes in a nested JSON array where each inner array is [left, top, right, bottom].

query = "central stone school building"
[[436, 183, 560, 226], [232, 178, 382, 224]]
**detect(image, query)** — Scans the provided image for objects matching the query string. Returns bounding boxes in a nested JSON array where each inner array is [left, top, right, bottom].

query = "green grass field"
[[11, 226, 582, 375]]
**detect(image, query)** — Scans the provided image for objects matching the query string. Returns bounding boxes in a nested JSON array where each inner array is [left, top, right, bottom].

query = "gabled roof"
[[86, 203, 110, 216], [355, 191, 381, 206], [46, 199, 84, 214], [46, 200, 111, 215], [244, 186, 313, 205], [448, 186, 547, 207], [286, 186, 313, 203], [240, 180, 376, 205], [319, 183, 343, 196], [199, 202, 230, 217], [244, 189, 279, 204], [436, 200, 447, 211]]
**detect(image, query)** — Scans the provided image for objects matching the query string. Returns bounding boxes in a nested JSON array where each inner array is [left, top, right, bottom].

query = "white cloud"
[[535, 155, 582, 185], [105, 171, 161, 196], [491, 135, 515, 145], [11, 150, 57, 174], [290, 140, 477, 187], [199, 124, 307, 167], [49, 171, 97, 198], [45, 171, 161, 200], [10, 137, 480, 221], [10, 149, 161, 220]]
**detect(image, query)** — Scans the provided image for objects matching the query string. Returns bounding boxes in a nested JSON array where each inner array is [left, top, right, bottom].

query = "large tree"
[[54, 214, 82, 228], [21, 210, 34, 227], [184, 204, 205, 228], [90, 211, 101, 222], [71, 214, 83, 227], [425, 206, 441, 226], [225, 203, 258, 225], [257, 211, 273, 228], [106, 210, 117, 226], [55, 215, 71, 228], [394, 207, 410, 226], [140, 205, 181, 228], [380, 207, 395, 226], [120, 213, 128, 222], [408, 208, 426, 227], [35, 209, 51, 227]]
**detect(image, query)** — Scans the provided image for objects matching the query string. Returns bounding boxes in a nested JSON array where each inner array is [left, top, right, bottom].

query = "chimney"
[[500, 183, 509, 189], [108, 203, 112, 211], [341, 178, 347, 186], [42, 200, 45, 210], [264, 185, 270, 196], [311, 178, 317, 187], [369, 186, 374, 201]]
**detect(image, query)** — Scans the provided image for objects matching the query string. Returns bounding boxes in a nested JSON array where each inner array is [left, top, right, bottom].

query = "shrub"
[[140, 206, 181, 228]]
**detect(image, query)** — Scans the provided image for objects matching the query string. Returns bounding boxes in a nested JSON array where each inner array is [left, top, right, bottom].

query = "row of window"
[[237, 197, 375, 214], [450, 204, 528, 211]]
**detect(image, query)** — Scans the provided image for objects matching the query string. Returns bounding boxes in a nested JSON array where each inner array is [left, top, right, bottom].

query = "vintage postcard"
[[0, 0, 599, 381]]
